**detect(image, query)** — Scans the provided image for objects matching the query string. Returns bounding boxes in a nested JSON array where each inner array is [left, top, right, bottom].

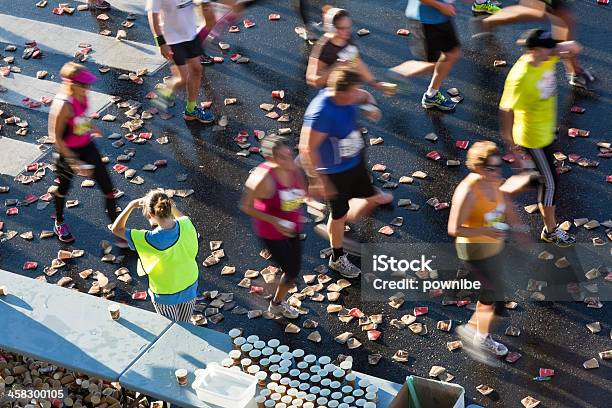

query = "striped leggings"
[[526, 144, 558, 207], [151, 298, 196, 322]]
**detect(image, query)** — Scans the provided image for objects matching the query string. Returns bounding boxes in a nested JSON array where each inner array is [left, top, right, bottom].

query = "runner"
[[147, 0, 215, 123], [405, 0, 462, 110], [49, 62, 123, 246], [110, 191, 199, 322], [448, 141, 519, 361], [299, 67, 393, 278], [499, 29, 581, 246], [473, 0, 593, 88], [306, 7, 380, 89], [240, 135, 306, 319], [295, 0, 322, 41]]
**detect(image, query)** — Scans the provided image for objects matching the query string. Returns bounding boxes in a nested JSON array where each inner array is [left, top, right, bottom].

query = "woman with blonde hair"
[[448, 141, 523, 362], [49, 62, 122, 245], [111, 190, 199, 322]]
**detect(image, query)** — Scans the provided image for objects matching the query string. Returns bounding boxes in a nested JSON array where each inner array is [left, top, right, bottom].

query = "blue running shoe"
[[184, 107, 215, 123], [422, 91, 456, 111]]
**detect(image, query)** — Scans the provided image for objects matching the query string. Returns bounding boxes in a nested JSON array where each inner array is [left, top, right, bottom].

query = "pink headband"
[[64, 69, 97, 85]]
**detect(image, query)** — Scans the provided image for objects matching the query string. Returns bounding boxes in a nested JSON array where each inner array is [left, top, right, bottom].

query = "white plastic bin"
[[192, 364, 257, 408]]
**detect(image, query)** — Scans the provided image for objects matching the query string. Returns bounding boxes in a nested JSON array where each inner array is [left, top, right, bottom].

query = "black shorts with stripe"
[[526, 144, 558, 207]]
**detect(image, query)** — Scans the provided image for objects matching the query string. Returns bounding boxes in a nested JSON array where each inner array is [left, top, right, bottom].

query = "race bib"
[[73, 116, 92, 136], [483, 203, 506, 227], [337, 45, 359, 62], [537, 70, 556, 100], [279, 188, 305, 212], [337, 130, 364, 158]]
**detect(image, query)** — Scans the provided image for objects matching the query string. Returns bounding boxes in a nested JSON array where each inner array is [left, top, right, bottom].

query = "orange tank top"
[[455, 173, 505, 260]]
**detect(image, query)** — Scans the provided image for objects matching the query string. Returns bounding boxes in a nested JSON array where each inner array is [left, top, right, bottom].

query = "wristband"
[[154, 35, 166, 47]]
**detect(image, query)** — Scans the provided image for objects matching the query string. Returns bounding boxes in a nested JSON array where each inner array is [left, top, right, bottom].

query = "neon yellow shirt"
[[499, 55, 559, 149]]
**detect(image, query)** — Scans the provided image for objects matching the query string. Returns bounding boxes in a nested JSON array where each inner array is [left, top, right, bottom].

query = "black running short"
[[261, 236, 302, 281], [463, 250, 506, 309], [169, 36, 202, 66], [408, 20, 460, 62], [539, 0, 568, 11], [326, 159, 376, 220]]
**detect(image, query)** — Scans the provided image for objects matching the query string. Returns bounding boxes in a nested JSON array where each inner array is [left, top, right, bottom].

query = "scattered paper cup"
[[175, 368, 188, 386], [108, 304, 120, 320]]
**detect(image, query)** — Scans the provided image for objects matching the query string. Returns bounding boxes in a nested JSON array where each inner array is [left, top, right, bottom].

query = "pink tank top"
[[55, 94, 92, 148], [253, 163, 305, 240]]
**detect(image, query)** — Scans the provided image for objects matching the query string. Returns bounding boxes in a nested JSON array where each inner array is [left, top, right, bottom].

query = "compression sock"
[[332, 247, 344, 261], [185, 100, 196, 113]]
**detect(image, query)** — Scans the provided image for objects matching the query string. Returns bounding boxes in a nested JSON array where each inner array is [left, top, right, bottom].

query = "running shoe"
[[54, 222, 75, 243], [151, 89, 175, 112], [567, 73, 587, 89], [472, 0, 502, 15], [329, 254, 361, 279], [268, 300, 299, 319], [201, 55, 214, 66], [183, 107, 215, 123], [541, 226, 576, 247], [421, 91, 456, 111], [475, 334, 508, 357], [94, 0, 111, 10], [456, 324, 502, 366]]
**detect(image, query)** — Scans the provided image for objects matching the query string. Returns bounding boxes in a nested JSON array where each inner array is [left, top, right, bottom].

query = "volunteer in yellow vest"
[[499, 28, 582, 247], [448, 141, 522, 362], [111, 190, 199, 322]]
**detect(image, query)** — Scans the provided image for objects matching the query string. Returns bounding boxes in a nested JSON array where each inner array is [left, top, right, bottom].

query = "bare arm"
[[298, 127, 327, 178], [147, 11, 162, 36], [110, 199, 142, 239], [49, 101, 73, 159], [356, 57, 378, 87], [306, 57, 333, 88]]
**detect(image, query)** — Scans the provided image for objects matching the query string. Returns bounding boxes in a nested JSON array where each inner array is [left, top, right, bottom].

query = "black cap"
[[517, 29, 557, 49]]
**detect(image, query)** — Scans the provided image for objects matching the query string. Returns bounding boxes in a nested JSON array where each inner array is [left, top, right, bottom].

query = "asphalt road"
[[0, 0, 611, 407]]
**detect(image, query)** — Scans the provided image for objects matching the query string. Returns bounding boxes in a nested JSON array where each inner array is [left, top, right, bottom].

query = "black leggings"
[[261, 236, 302, 282], [54, 143, 117, 223], [464, 251, 505, 311]]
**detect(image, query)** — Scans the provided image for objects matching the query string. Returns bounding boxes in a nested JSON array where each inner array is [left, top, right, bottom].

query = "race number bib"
[[483, 203, 506, 227], [537, 70, 556, 100], [73, 116, 92, 136], [337, 130, 364, 158], [337, 45, 359, 62], [279, 188, 305, 212]]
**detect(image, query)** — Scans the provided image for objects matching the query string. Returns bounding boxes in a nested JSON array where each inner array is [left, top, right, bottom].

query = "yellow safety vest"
[[130, 217, 199, 295]]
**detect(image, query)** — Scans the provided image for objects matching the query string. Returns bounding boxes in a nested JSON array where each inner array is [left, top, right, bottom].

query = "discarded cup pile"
[[0, 350, 164, 408], [222, 329, 379, 408]]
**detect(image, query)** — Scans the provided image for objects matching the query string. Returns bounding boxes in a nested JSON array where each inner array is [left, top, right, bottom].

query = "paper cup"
[[175, 369, 188, 386], [0, 286, 8, 296], [380, 82, 397, 96], [108, 304, 120, 320], [272, 90, 285, 99]]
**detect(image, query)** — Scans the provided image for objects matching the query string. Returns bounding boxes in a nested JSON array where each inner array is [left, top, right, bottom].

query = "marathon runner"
[[449, 141, 525, 362], [240, 135, 306, 319], [147, 0, 215, 123], [499, 28, 582, 246], [473, 0, 593, 88], [306, 7, 380, 90], [404, 0, 462, 110], [299, 67, 393, 279], [49, 62, 124, 246]]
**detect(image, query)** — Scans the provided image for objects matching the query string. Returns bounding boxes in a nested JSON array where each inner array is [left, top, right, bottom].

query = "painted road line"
[[0, 73, 112, 115], [75, 0, 252, 15], [0, 14, 166, 74], [0, 137, 47, 177]]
